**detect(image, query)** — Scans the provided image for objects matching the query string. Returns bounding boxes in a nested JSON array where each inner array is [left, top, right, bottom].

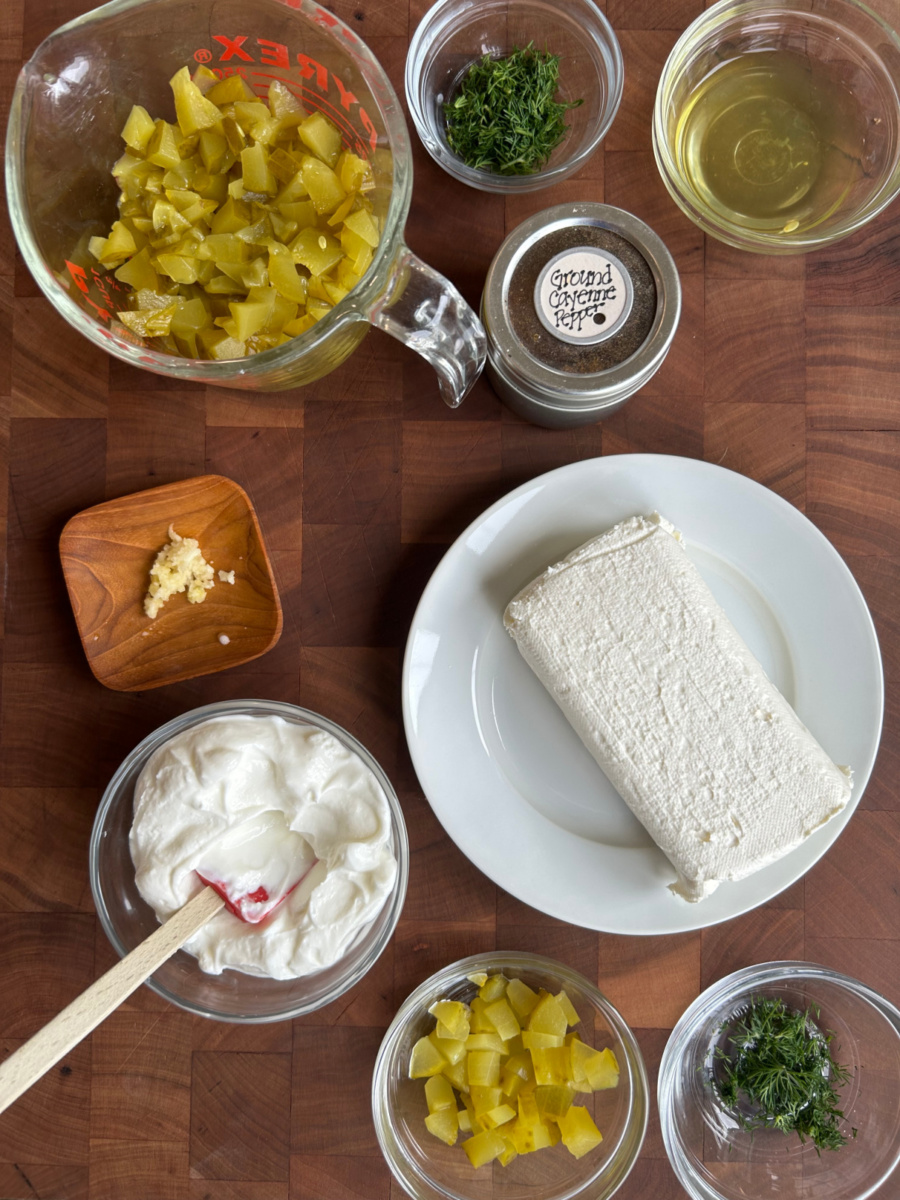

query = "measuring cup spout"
[[368, 245, 485, 408]]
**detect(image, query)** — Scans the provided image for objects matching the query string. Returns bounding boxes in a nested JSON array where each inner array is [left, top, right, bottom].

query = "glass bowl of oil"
[[652, 0, 900, 253]]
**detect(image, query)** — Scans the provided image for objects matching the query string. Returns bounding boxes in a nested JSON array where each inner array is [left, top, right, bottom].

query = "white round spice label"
[[533, 246, 634, 346]]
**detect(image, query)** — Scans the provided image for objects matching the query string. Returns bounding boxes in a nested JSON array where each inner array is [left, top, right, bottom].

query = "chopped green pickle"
[[89, 65, 381, 359], [410, 971, 619, 1167]]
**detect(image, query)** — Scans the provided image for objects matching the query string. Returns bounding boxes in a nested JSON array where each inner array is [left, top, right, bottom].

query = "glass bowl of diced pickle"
[[372, 952, 648, 1200]]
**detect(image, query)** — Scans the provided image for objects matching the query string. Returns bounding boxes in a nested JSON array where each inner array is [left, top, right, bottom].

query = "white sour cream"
[[129, 714, 398, 979]]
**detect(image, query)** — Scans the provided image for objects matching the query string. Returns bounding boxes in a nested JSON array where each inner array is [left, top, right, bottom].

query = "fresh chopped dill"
[[442, 42, 583, 175], [714, 996, 857, 1153]]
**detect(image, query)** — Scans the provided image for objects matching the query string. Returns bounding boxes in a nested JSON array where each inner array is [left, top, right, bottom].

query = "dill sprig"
[[442, 42, 583, 176], [715, 997, 857, 1153]]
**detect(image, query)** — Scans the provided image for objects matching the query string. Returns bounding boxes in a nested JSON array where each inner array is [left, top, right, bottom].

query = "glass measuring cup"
[[6, 0, 485, 405]]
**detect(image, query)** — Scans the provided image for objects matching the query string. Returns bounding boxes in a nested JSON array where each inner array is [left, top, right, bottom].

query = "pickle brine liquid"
[[674, 51, 866, 233]]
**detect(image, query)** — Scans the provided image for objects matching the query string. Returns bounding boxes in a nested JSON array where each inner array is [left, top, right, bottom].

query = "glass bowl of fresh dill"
[[658, 961, 900, 1200], [405, 0, 623, 193]]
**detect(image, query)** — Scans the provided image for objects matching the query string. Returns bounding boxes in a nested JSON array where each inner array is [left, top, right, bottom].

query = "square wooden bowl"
[[60, 475, 282, 691]]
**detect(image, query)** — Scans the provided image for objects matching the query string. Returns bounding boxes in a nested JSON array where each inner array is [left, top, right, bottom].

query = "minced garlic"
[[144, 525, 215, 618]]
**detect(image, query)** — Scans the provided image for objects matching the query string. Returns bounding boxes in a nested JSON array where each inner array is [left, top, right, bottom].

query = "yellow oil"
[[674, 51, 866, 234]]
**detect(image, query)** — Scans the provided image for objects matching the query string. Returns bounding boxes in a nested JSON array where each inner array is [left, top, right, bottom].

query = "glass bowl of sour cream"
[[90, 699, 408, 1022]]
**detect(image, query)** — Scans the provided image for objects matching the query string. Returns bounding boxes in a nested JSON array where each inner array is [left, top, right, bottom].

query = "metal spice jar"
[[482, 203, 681, 428]]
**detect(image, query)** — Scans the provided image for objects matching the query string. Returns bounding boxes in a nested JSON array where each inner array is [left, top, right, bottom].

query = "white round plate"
[[402, 455, 883, 934]]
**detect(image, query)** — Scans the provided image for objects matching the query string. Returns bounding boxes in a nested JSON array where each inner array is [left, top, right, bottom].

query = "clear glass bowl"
[[405, 0, 623, 194], [652, 0, 900, 253], [658, 961, 900, 1200], [90, 699, 409, 1023], [372, 952, 648, 1200]]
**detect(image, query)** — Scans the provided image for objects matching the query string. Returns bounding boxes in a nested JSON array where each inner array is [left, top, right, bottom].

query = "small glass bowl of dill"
[[658, 962, 900, 1200], [405, 0, 623, 193]]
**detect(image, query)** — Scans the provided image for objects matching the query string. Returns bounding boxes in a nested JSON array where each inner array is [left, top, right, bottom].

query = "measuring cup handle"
[[367, 244, 486, 408]]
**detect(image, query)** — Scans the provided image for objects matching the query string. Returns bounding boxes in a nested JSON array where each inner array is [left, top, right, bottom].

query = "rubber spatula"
[[0, 813, 316, 1114]]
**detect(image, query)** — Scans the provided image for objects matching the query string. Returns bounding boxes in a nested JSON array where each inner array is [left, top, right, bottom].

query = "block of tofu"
[[503, 513, 852, 901]]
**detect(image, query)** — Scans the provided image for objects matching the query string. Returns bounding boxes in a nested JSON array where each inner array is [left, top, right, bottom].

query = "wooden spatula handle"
[[0, 886, 224, 1115]]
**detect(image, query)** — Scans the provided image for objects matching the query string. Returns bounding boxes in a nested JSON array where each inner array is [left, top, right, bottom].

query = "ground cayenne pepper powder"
[[508, 224, 657, 374]]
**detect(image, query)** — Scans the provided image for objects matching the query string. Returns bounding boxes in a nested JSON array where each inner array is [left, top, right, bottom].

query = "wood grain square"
[[705, 279, 805, 404], [608, 0, 702, 28], [807, 431, 900, 557], [90, 1139, 189, 1200], [604, 152, 705, 277], [632, 1028, 670, 1159], [0, 1038, 90, 1164], [807, 308, 900, 430], [806, 209, 900, 307], [595, 933, 701, 1029], [805, 811, 900, 941], [606, 31, 678, 154], [190, 1182, 287, 1200], [401, 789, 496, 925], [107, 358, 204, 395], [11, 299, 109, 418], [191, 1052, 291, 1181], [302, 402, 400, 526], [403, 357, 501, 423], [391, 923, 496, 1009], [0, 1163, 88, 1200], [92, 926, 173, 1014], [191, 1020, 292, 1055], [700, 907, 805, 991], [400, 421, 503, 543], [9, 418, 105, 540], [602, 393, 703, 458], [805, 937, 900, 1008], [205, 390, 304, 429], [290, 1154, 392, 1200], [703, 402, 805, 506], [105, 392, 207, 498], [640, 272, 704, 398], [0, 788, 95, 912], [505, 178, 606, 233], [291, 1028, 384, 1156], [301, 331, 404, 409], [299, 646, 400, 777], [5, 537, 81, 664], [705, 238, 807, 280], [90, 1012, 192, 1142], [495, 923, 599, 985], [0, 278, 12, 399], [0, 913, 95, 1036], [292, 941, 395, 1030], [205, 428, 303, 552], [499, 417, 604, 488], [613, 1156, 685, 1200]]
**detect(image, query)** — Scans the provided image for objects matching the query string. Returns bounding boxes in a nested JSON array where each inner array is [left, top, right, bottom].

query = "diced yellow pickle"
[[585, 1047, 619, 1090], [268, 243, 309, 304], [290, 227, 342, 277], [268, 79, 304, 119], [300, 155, 346, 214], [326, 192, 357, 227], [146, 120, 183, 168], [530, 1046, 570, 1086], [534, 1084, 575, 1122], [468, 1085, 502, 1115], [441, 1058, 468, 1092], [342, 206, 380, 248], [481, 1104, 516, 1130], [478, 974, 509, 1004], [170, 66, 223, 136], [521, 1031, 564, 1051], [424, 1074, 456, 1114], [484, 999, 521, 1042], [528, 994, 569, 1039], [115, 246, 159, 291], [206, 74, 257, 106], [156, 253, 199, 284], [277, 199, 316, 228], [466, 972, 489, 988], [429, 1030, 466, 1067], [457, 1107, 472, 1133], [466, 1033, 507, 1054], [467, 1050, 500, 1088], [498, 1138, 518, 1167], [336, 259, 362, 291], [409, 1035, 447, 1079], [191, 63, 219, 93], [556, 990, 580, 1027], [118, 303, 177, 337], [428, 1000, 471, 1041], [198, 129, 229, 174], [337, 150, 375, 193], [463, 1129, 506, 1169], [298, 111, 342, 166], [121, 104, 156, 153], [558, 1106, 603, 1159], [424, 1108, 458, 1146], [241, 143, 276, 195]]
